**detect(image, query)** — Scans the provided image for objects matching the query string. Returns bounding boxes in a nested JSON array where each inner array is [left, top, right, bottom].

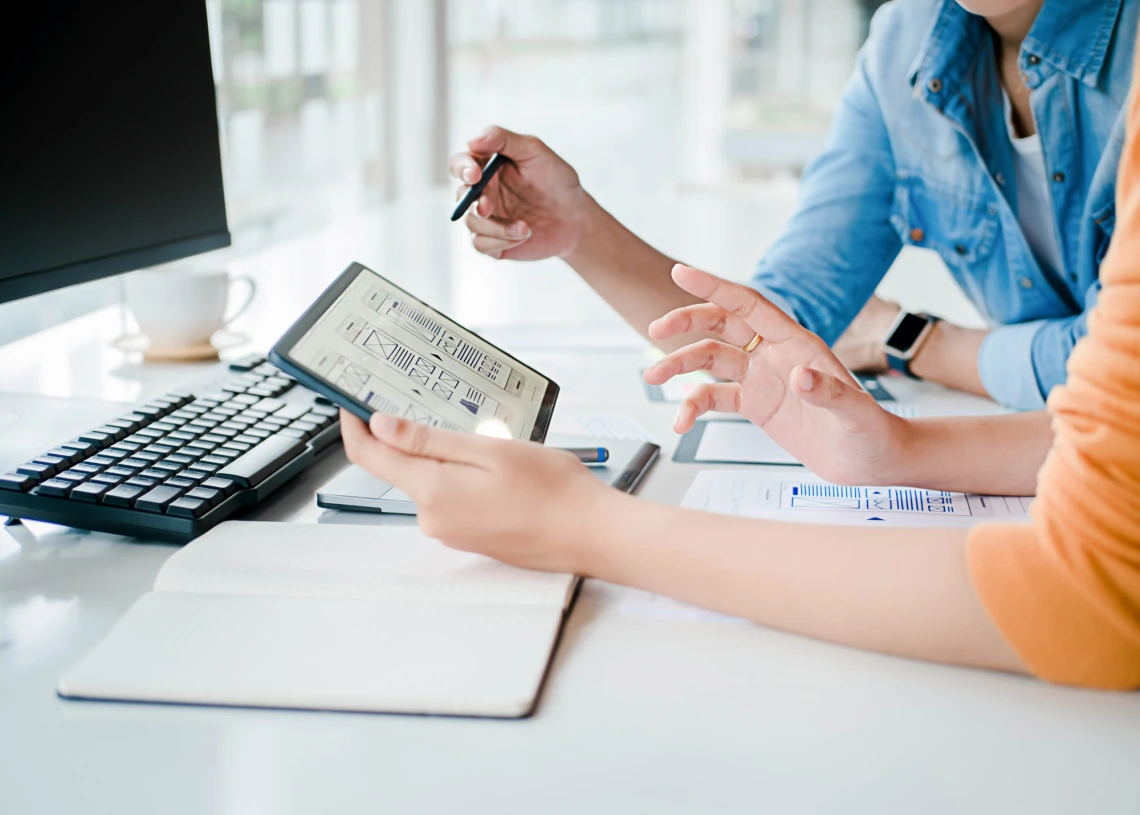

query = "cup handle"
[[223, 275, 257, 327]]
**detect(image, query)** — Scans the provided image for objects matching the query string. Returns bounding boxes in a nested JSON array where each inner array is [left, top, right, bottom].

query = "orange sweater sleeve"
[[966, 80, 1140, 691]]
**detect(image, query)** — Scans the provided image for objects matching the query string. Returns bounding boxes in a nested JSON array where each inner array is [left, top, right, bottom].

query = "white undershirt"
[[1002, 89, 1066, 278]]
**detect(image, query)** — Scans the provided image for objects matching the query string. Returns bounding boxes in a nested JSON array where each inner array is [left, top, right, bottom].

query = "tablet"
[[270, 262, 559, 442]]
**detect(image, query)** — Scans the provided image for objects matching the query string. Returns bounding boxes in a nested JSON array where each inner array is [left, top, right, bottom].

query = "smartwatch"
[[883, 311, 938, 379]]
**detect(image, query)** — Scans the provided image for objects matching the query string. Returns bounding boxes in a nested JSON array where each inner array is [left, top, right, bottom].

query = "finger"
[[340, 410, 437, 492], [472, 235, 529, 259], [789, 366, 882, 430], [670, 264, 799, 343], [467, 125, 547, 162], [449, 151, 482, 185], [369, 412, 497, 468], [643, 338, 750, 385], [673, 383, 741, 434], [648, 302, 756, 347], [464, 209, 531, 241]]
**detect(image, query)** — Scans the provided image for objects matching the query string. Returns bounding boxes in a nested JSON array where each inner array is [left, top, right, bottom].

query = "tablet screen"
[[286, 266, 554, 441]]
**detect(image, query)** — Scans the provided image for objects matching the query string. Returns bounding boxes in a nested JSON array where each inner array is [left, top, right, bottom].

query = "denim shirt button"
[[1020, 277, 1034, 289], [1053, 171, 1066, 183], [1027, 54, 1041, 66], [955, 244, 967, 255], [995, 172, 1006, 186], [927, 78, 943, 93], [909, 228, 925, 243]]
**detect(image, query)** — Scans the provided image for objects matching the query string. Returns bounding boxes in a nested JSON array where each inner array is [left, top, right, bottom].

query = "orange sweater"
[[966, 84, 1140, 691]]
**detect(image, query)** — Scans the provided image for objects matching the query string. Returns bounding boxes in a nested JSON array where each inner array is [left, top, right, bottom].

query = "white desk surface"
[[3, 213, 1140, 814]]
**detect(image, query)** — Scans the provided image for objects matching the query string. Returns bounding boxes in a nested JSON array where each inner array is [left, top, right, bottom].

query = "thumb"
[[468, 125, 546, 162], [790, 365, 879, 430]]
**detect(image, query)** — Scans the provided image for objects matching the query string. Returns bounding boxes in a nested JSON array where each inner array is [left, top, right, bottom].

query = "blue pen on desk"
[[451, 153, 508, 221], [562, 447, 610, 465]]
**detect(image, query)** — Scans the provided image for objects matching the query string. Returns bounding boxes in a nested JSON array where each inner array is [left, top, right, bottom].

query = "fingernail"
[[370, 413, 399, 436], [795, 367, 814, 391], [508, 221, 528, 239], [462, 167, 478, 184]]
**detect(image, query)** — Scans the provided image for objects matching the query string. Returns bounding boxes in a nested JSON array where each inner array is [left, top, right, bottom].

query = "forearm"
[[564, 196, 702, 350], [891, 411, 1053, 495], [909, 321, 988, 396], [586, 493, 1024, 674]]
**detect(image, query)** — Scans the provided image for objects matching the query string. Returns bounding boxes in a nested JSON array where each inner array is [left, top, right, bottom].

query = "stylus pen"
[[451, 153, 508, 221], [561, 447, 610, 464]]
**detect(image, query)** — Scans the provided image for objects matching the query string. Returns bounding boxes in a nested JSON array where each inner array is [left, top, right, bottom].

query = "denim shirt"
[[751, 0, 1137, 409]]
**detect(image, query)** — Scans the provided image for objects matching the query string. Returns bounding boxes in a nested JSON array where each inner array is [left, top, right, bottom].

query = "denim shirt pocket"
[[889, 173, 1000, 314]]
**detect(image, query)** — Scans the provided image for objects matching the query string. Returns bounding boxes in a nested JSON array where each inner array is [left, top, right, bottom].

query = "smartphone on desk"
[[270, 262, 560, 443]]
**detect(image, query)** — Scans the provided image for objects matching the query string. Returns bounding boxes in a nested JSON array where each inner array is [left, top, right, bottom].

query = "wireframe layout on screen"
[[287, 268, 552, 440]]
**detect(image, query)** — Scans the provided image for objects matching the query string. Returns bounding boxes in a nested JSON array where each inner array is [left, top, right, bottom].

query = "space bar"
[[217, 436, 307, 487]]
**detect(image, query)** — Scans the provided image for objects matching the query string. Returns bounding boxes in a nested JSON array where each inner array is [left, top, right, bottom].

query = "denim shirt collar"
[[908, 0, 1124, 97]]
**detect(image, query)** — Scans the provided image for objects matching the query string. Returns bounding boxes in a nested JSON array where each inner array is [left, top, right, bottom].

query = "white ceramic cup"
[[124, 268, 257, 349]]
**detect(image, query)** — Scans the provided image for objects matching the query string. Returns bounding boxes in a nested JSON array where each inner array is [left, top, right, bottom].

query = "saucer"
[[111, 329, 250, 362]]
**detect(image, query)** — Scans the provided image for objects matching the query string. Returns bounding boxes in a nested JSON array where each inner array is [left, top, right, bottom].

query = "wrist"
[[562, 192, 612, 267]]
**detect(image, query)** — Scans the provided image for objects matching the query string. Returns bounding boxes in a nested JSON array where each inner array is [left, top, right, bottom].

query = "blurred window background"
[[6, 0, 924, 343]]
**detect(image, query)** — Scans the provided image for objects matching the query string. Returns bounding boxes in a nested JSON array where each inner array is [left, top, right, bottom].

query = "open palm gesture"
[[643, 265, 910, 486]]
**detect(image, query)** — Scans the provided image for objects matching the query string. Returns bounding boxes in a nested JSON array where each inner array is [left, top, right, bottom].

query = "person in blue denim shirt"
[[450, 0, 1137, 411]]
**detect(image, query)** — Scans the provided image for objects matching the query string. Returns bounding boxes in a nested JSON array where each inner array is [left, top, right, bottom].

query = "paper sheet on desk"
[[550, 410, 657, 443], [683, 470, 1033, 528]]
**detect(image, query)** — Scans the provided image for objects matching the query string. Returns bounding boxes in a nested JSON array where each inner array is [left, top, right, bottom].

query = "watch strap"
[[886, 351, 918, 379]]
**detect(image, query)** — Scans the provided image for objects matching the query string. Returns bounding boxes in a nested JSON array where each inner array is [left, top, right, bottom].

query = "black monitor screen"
[[0, 2, 230, 304]]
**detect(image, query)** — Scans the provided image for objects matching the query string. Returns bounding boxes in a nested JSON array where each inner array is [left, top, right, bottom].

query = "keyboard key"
[[102, 484, 148, 507], [186, 440, 217, 453], [92, 425, 127, 441], [120, 458, 151, 469], [77, 430, 113, 446], [201, 477, 239, 496], [168, 430, 199, 442], [90, 473, 123, 486], [220, 380, 248, 393], [277, 427, 308, 440], [17, 461, 56, 479], [240, 409, 268, 420], [186, 462, 219, 475], [200, 392, 230, 404], [209, 448, 240, 461], [125, 476, 161, 489], [123, 433, 153, 445], [70, 481, 110, 502], [105, 466, 138, 478], [151, 421, 177, 433], [57, 470, 90, 483], [201, 434, 227, 444], [166, 453, 195, 465], [144, 444, 177, 456], [164, 476, 197, 490], [136, 427, 164, 439], [139, 468, 171, 480], [229, 353, 267, 372], [87, 455, 117, 467], [200, 454, 230, 466], [46, 447, 84, 465], [302, 412, 335, 429], [33, 455, 67, 469], [151, 460, 183, 473], [186, 486, 223, 506], [247, 386, 275, 397], [243, 428, 273, 439], [221, 441, 251, 453], [183, 403, 211, 414], [309, 404, 338, 418], [106, 419, 138, 433], [261, 416, 291, 428], [72, 462, 104, 475], [163, 391, 194, 407], [216, 435, 305, 488], [263, 377, 295, 395], [109, 441, 142, 453], [221, 418, 255, 430], [253, 362, 279, 376], [166, 497, 211, 518], [286, 421, 317, 439], [217, 404, 243, 415], [99, 449, 128, 460], [135, 485, 184, 513], [60, 440, 97, 456], [169, 409, 198, 421], [133, 451, 163, 462], [0, 472, 35, 491], [211, 427, 239, 439], [175, 470, 210, 485], [274, 402, 312, 421], [232, 394, 260, 406], [139, 402, 173, 418], [35, 478, 75, 497]]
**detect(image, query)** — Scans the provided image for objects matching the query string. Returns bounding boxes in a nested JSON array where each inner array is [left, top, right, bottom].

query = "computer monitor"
[[0, 1, 230, 305]]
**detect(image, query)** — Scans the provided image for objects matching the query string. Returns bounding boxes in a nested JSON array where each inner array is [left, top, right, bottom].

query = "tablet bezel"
[[269, 261, 560, 443]]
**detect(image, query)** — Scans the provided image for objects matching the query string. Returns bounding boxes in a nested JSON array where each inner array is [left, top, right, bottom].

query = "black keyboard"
[[0, 354, 341, 542]]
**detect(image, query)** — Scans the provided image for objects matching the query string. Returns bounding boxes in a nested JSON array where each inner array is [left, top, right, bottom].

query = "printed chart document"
[[58, 522, 577, 718], [683, 470, 1033, 528]]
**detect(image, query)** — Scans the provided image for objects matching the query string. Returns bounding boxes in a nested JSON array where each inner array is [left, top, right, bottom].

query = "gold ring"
[[741, 333, 763, 353]]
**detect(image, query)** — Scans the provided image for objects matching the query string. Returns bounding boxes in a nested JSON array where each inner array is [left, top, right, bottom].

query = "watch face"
[[886, 312, 930, 352]]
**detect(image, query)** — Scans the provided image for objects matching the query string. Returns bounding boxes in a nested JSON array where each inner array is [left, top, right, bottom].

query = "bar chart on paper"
[[684, 470, 1033, 527]]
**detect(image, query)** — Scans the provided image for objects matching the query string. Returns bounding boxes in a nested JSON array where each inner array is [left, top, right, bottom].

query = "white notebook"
[[58, 522, 578, 718]]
